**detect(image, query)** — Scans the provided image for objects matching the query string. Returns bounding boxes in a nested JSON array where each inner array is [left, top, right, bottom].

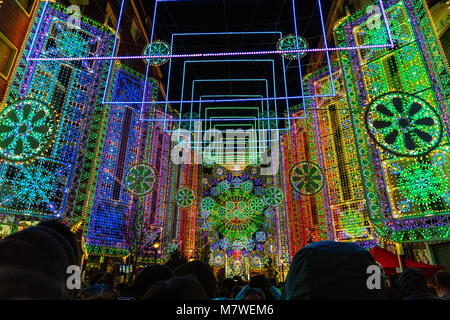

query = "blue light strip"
[[198, 96, 280, 144], [26, 0, 50, 61], [27, 0, 394, 62], [189, 78, 274, 124], [176, 57, 280, 118], [292, 0, 306, 131], [102, 0, 126, 104]]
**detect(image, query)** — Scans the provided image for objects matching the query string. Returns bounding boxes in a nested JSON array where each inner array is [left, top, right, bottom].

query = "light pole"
[[153, 238, 160, 264]]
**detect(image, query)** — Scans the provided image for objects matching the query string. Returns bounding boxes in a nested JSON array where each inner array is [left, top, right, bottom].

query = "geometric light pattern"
[[277, 34, 309, 60], [365, 92, 443, 157], [262, 186, 284, 207], [14, 166, 55, 204], [176, 187, 196, 208], [398, 164, 446, 204], [143, 40, 171, 67], [340, 209, 367, 238], [0, 99, 56, 163], [289, 162, 324, 196], [124, 163, 156, 197]]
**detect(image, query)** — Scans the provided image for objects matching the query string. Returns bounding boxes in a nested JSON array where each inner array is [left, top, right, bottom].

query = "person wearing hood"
[[397, 268, 440, 300], [0, 220, 80, 299], [174, 260, 218, 299], [281, 241, 389, 300]]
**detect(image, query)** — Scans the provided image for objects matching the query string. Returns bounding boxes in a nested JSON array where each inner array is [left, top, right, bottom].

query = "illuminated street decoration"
[[277, 35, 308, 60], [251, 253, 263, 268], [176, 187, 196, 208], [335, 0, 450, 242], [262, 186, 284, 207], [201, 165, 277, 270], [83, 62, 165, 256], [290, 162, 324, 196], [143, 40, 171, 66], [302, 65, 375, 247], [124, 164, 156, 197], [366, 92, 443, 157], [213, 166, 227, 180], [246, 165, 261, 179], [0, 99, 56, 163], [200, 197, 216, 212], [266, 240, 279, 255], [56, 30, 90, 58], [231, 258, 244, 273], [0, 0, 448, 276], [0, 2, 115, 223], [212, 252, 225, 266], [248, 197, 265, 213], [398, 164, 446, 204], [339, 209, 367, 238], [14, 166, 55, 204]]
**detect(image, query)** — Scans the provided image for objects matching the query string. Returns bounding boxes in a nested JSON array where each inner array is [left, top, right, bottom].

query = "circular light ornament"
[[248, 197, 265, 213], [365, 92, 443, 157], [399, 164, 445, 204], [124, 163, 156, 196], [340, 209, 367, 238], [14, 166, 55, 204], [246, 165, 261, 179], [212, 253, 225, 267], [266, 241, 279, 255], [240, 180, 254, 194], [251, 254, 263, 268], [262, 186, 284, 207], [216, 206, 227, 218], [225, 201, 235, 212], [290, 162, 324, 196], [213, 166, 226, 180], [0, 99, 56, 162], [201, 175, 212, 188], [176, 187, 196, 208], [277, 35, 308, 60], [217, 180, 231, 194], [180, 112, 199, 130], [143, 40, 171, 66], [201, 197, 216, 212]]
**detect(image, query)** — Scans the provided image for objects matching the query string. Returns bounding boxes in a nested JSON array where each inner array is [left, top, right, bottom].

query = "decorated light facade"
[[334, 0, 450, 243], [0, 0, 448, 276], [303, 65, 378, 248], [0, 2, 115, 231]]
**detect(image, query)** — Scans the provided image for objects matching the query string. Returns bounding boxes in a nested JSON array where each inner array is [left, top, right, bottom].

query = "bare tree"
[[121, 206, 155, 273]]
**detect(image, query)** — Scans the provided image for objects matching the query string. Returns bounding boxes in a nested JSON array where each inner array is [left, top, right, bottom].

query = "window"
[[440, 27, 450, 64], [14, 0, 36, 15], [130, 18, 140, 43], [0, 33, 17, 80]]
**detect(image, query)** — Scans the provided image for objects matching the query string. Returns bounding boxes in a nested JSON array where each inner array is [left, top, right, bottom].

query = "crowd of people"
[[0, 220, 449, 300]]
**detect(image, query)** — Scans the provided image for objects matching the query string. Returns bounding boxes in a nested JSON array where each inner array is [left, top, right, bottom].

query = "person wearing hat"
[[0, 220, 80, 299], [281, 241, 389, 300]]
